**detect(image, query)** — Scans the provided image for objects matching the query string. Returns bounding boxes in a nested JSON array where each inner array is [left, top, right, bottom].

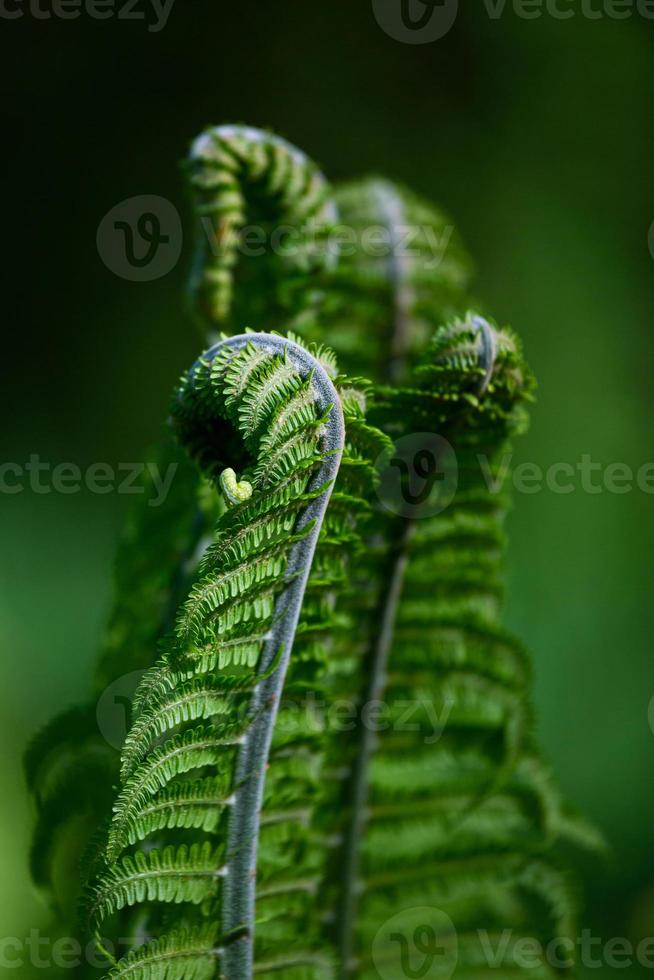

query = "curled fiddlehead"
[[187, 124, 336, 331], [81, 332, 377, 977], [182, 333, 344, 977]]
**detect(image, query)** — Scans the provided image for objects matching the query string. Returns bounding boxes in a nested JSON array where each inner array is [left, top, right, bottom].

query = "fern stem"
[[337, 522, 414, 977], [186, 333, 345, 978], [371, 180, 414, 382]]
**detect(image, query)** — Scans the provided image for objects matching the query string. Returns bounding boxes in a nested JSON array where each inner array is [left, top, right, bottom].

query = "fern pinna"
[[24, 124, 599, 979]]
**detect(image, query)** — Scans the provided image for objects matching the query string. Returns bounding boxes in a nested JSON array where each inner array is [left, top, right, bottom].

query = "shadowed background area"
[[1, 1, 653, 976]]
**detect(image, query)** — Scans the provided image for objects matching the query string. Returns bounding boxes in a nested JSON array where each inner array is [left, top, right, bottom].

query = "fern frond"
[[187, 125, 335, 328], [75, 332, 352, 980]]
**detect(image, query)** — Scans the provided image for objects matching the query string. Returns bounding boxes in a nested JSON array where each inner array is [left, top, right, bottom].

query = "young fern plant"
[[25, 124, 600, 979], [23, 125, 337, 928], [290, 178, 603, 976], [86, 333, 359, 978], [80, 331, 393, 979]]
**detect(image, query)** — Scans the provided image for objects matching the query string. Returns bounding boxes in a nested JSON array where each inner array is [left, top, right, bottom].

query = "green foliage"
[[86, 842, 226, 935], [300, 177, 472, 383], [104, 926, 220, 980], [187, 124, 335, 330], [333, 320, 599, 978], [25, 124, 601, 980]]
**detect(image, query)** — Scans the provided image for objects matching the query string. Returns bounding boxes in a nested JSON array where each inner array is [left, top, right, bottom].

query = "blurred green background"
[[1, 1, 653, 976]]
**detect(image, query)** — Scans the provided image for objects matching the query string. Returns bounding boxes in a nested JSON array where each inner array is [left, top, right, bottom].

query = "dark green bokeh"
[[1, 2, 652, 976]]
